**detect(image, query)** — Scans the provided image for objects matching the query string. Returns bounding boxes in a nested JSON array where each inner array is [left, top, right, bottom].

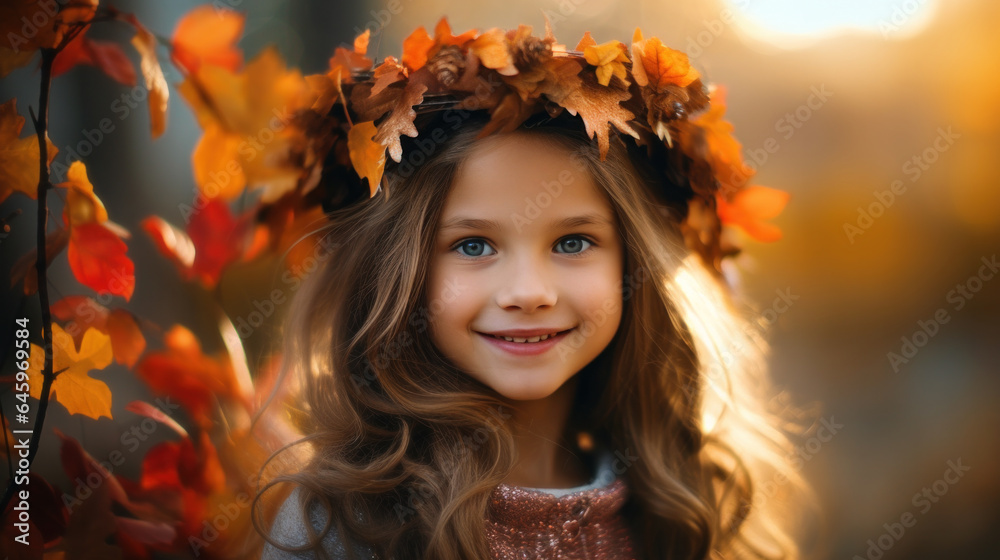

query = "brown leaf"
[[371, 56, 408, 96], [127, 16, 169, 139], [560, 79, 639, 160], [372, 81, 428, 163]]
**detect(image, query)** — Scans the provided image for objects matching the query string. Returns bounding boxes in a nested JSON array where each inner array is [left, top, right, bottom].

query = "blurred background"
[[1, 0, 998, 558]]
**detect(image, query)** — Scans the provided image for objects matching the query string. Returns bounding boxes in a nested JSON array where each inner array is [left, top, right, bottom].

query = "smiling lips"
[[477, 328, 575, 356], [480, 328, 574, 343]]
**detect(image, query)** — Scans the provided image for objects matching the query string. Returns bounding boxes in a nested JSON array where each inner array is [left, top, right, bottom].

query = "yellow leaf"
[[58, 161, 108, 226], [0, 98, 58, 203], [583, 40, 629, 87], [27, 324, 114, 420]]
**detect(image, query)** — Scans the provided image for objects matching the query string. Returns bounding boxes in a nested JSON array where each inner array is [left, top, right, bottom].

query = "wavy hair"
[[252, 111, 817, 559]]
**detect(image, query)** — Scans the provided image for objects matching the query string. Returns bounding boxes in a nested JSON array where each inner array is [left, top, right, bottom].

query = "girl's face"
[[426, 132, 624, 401]]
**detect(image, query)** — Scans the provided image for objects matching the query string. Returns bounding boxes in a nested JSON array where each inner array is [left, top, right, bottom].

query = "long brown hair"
[[253, 111, 815, 559]]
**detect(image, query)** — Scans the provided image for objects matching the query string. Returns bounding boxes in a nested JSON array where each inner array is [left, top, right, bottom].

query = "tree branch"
[[0, 47, 57, 514]]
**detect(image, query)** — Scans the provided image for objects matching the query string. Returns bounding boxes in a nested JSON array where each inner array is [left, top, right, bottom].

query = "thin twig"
[[0, 47, 57, 513]]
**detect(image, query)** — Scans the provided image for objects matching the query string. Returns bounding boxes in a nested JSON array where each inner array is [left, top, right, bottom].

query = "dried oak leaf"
[[26, 324, 113, 420], [371, 56, 408, 96], [372, 80, 429, 163], [477, 92, 540, 138], [552, 71, 639, 160]]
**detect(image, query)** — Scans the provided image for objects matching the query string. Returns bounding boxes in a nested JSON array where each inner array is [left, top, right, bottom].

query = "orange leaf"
[[691, 86, 754, 194], [434, 17, 478, 48], [127, 16, 170, 138], [191, 123, 247, 200], [717, 185, 790, 242], [631, 28, 699, 90], [26, 324, 113, 420], [105, 309, 146, 367], [469, 28, 517, 76], [348, 121, 387, 198], [370, 56, 407, 96], [0, 98, 58, 203], [177, 47, 309, 202], [58, 161, 108, 226], [575, 31, 597, 51], [401, 26, 434, 72], [328, 29, 373, 78], [170, 5, 245, 74], [68, 223, 136, 301], [372, 81, 428, 163]]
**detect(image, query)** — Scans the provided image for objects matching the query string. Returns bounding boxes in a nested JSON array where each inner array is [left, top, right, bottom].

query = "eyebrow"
[[440, 213, 614, 232]]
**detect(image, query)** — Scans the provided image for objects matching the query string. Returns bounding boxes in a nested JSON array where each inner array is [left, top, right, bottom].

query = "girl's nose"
[[494, 258, 558, 312]]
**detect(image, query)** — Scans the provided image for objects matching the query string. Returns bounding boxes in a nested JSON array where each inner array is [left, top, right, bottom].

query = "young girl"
[[255, 17, 813, 560]]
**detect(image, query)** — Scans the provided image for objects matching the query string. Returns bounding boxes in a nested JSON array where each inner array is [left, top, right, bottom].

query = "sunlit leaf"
[[67, 223, 136, 301], [170, 5, 245, 74], [0, 98, 58, 203], [127, 16, 169, 138], [348, 120, 386, 197], [27, 325, 113, 420]]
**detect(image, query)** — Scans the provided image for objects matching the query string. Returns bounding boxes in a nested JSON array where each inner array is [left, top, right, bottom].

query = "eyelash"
[[450, 235, 597, 261]]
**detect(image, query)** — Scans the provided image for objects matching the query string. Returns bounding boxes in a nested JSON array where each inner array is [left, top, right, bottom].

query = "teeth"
[[491, 332, 560, 343]]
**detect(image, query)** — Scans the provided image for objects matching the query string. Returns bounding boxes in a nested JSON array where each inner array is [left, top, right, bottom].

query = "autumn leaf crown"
[[312, 16, 788, 275]]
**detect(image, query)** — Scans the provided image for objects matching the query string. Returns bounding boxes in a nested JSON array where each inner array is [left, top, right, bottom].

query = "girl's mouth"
[[476, 328, 575, 356]]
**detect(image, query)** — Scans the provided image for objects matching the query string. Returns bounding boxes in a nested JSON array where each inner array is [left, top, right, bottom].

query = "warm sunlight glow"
[[726, 0, 940, 48]]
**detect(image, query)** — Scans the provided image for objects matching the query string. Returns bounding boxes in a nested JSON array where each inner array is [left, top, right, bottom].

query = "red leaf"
[[134, 325, 240, 428], [187, 198, 242, 288], [52, 27, 137, 86], [67, 223, 135, 301]]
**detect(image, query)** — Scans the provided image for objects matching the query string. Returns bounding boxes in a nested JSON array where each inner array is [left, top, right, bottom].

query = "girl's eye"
[[454, 239, 496, 258], [450, 235, 594, 259], [555, 236, 593, 256]]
